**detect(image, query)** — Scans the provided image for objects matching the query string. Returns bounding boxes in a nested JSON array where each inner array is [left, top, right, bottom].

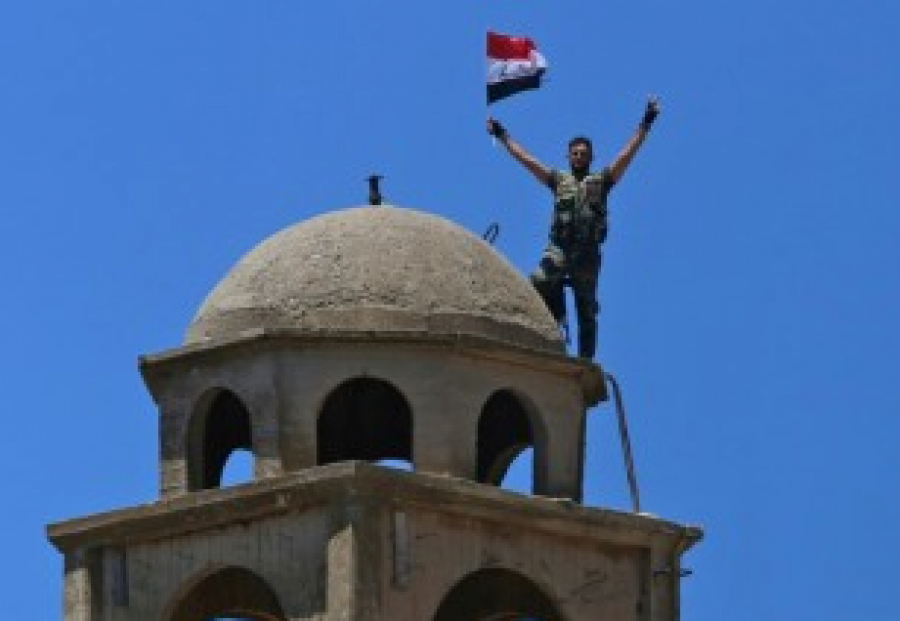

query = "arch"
[[317, 377, 412, 465], [187, 389, 254, 491], [163, 566, 286, 621], [433, 567, 563, 621], [477, 390, 546, 489]]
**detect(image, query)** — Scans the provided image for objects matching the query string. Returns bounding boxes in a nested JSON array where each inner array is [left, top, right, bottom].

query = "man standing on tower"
[[487, 98, 660, 359]]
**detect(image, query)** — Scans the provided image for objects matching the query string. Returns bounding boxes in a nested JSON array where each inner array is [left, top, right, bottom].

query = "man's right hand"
[[487, 118, 507, 139]]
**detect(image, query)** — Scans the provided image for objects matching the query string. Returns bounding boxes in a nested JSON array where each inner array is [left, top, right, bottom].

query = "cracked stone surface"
[[185, 205, 563, 352]]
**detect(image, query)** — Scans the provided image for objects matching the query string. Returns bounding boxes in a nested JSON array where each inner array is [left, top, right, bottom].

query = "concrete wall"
[[372, 504, 660, 621], [58, 496, 680, 620], [146, 340, 588, 501], [63, 511, 340, 621]]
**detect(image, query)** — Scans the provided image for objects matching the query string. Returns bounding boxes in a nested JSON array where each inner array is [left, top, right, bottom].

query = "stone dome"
[[185, 206, 563, 352]]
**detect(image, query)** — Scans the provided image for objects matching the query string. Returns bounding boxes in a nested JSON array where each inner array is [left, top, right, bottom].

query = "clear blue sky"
[[3, 1, 897, 618]]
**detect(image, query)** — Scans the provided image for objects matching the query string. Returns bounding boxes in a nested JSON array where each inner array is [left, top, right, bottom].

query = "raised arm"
[[608, 97, 660, 185], [487, 118, 553, 187]]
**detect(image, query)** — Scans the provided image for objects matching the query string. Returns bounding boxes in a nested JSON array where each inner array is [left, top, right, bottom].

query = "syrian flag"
[[487, 31, 548, 104]]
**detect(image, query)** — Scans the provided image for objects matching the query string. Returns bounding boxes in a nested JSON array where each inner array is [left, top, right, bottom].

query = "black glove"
[[641, 99, 660, 130], [488, 118, 508, 139]]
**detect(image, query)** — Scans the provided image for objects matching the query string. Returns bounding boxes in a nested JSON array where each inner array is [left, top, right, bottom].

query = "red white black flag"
[[487, 31, 548, 104]]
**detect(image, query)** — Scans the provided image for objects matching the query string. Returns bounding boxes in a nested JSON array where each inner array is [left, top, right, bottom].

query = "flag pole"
[[486, 30, 496, 147]]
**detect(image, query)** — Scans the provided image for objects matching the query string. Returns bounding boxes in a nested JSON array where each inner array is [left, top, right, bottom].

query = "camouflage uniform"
[[530, 168, 614, 359]]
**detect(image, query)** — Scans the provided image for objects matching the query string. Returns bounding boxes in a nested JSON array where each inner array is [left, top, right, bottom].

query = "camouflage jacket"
[[548, 169, 614, 248]]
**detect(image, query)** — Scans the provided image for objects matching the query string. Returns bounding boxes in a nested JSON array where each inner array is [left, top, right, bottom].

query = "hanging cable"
[[604, 372, 641, 513], [483, 222, 500, 244]]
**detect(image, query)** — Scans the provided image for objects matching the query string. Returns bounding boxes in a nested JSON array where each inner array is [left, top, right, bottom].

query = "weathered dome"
[[186, 206, 563, 352]]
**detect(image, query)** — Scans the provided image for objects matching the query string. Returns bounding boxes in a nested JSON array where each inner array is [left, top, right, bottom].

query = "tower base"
[[47, 462, 701, 620]]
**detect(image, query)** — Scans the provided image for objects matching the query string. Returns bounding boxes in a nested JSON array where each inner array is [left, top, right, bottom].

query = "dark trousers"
[[530, 245, 600, 359]]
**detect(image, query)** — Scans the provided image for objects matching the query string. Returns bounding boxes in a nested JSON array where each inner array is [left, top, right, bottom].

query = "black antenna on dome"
[[367, 174, 383, 206]]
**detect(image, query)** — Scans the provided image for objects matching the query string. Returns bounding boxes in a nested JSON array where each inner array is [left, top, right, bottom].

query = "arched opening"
[[187, 389, 254, 491], [477, 390, 542, 491], [317, 377, 412, 466], [434, 567, 563, 621], [164, 566, 285, 621]]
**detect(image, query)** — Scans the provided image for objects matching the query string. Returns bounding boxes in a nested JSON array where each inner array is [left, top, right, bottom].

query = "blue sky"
[[2, 1, 898, 618]]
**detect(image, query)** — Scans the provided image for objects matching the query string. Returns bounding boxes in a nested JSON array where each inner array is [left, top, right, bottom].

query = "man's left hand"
[[641, 97, 660, 130]]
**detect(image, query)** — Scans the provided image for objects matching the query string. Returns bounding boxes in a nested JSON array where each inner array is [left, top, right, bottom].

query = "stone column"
[[63, 548, 101, 621], [275, 354, 328, 472], [158, 396, 190, 498], [243, 362, 283, 480], [534, 385, 585, 500], [409, 361, 485, 480]]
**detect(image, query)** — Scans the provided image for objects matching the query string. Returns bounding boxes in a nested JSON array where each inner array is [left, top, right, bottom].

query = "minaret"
[[47, 205, 701, 620]]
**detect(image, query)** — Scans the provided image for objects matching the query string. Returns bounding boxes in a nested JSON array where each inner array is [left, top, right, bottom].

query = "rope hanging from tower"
[[604, 372, 641, 513]]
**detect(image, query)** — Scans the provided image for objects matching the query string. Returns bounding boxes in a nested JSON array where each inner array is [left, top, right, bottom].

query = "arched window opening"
[[477, 391, 537, 491], [165, 566, 285, 621], [188, 390, 253, 491], [434, 568, 562, 621], [317, 378, 412, 466]]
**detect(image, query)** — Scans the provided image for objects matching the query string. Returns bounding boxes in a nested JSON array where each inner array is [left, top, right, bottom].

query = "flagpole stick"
[[487, 29, 495, 148]]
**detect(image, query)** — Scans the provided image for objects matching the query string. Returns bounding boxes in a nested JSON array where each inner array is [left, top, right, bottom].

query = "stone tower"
[[47, 205, 701, 620]]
